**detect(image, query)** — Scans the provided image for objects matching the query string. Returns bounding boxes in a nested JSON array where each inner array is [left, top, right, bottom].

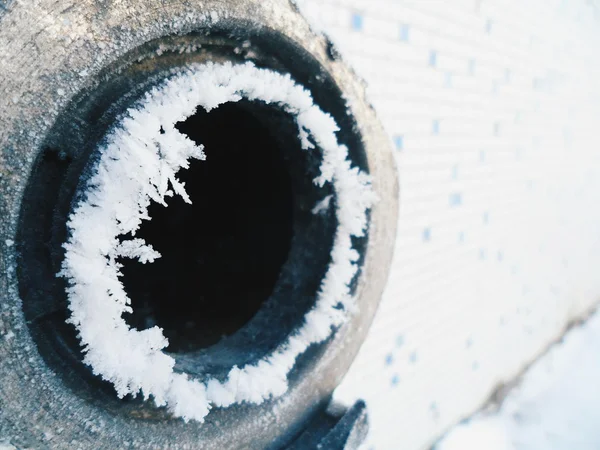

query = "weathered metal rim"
[[16, 27, 368, 427], [0, 2, 397, 447]]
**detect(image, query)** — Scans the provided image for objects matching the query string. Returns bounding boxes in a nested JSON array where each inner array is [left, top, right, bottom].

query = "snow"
[[435, 309, 600, 450], [59, 62, 375, 422], [436, 419, 516, 450]]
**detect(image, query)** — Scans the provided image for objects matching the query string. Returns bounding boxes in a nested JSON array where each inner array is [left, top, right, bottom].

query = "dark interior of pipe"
[[120, 101, 295, 353]]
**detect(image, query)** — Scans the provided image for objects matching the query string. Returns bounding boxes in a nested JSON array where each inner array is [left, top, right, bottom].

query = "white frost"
[[59, 62, 376, 422], [312, 194, 333, 215]]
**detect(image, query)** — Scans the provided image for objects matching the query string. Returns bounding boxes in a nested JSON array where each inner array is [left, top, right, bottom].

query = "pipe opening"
[[16, 31, 368, 419], [121, 101, 295, 353]]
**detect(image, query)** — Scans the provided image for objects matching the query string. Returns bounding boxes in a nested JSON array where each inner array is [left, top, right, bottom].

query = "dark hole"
[[120, 101, 294, 353]]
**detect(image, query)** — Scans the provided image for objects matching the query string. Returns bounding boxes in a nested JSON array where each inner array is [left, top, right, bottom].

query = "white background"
[[295, 1, 600, 449]]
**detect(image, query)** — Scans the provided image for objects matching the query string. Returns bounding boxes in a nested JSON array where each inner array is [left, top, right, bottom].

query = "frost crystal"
[[59, 62, 376, 422]]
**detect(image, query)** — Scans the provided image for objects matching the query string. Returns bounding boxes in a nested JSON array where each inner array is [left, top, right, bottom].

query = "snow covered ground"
[[435, 308, 600, 450]]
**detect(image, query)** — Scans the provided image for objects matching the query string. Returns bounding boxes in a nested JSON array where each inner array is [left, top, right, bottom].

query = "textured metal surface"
[[287, 401, 369, 449], [0, 0, 397, 448]]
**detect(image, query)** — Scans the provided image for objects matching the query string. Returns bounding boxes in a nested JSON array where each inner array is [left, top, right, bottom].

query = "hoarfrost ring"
[[60, 62, 376, 422]]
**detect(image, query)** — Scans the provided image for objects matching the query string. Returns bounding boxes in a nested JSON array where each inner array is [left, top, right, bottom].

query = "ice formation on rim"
[[59, 62, 376, 422]]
